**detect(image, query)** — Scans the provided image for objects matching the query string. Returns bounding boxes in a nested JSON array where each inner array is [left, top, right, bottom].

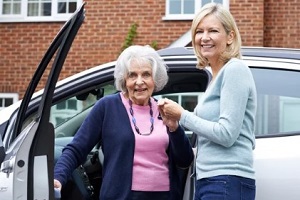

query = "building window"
[[0, 93, 18, 110], [164, 0, 229, 20], [2, 0, 21, 15], [0, 0, 82, 22]]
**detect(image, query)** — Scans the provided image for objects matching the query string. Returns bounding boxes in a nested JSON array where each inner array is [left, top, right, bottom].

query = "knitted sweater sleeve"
[[54, 98, 104, 185], [180, 59, 256, 147], [168, 125, 194, 168]]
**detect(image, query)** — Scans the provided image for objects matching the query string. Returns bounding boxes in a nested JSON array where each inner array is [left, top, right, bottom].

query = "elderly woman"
[[54, 45, 194, 200]]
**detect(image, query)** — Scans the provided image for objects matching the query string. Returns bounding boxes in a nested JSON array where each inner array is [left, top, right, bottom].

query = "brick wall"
[[0, 0, 299, 98], [230, 0, 265, 46], [264, 0, 300, 47]]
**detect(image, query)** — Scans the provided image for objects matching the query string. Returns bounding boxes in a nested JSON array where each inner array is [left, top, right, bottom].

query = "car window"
[[252, 68, 300, 136], [52, 84, 117, 138], [50, 95, 96, 128]]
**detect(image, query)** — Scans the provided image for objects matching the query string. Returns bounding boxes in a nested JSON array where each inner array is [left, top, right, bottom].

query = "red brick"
[[0, 0, 299, 97]]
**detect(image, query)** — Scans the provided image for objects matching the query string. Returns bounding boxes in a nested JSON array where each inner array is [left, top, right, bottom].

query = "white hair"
[[114, 45, 169, 92]]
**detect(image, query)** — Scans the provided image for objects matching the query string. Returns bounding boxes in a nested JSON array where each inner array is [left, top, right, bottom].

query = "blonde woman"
[[158, 3, 257, 200]]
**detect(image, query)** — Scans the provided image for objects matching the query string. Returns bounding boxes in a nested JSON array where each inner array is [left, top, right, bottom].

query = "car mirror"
[[76, 88, 104, 101]]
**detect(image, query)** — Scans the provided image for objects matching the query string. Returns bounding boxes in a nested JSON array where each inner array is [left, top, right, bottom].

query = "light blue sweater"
[[180, 58, 257, 180]]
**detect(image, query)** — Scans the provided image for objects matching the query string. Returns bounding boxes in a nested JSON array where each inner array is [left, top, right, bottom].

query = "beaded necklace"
[[129, 99, 154, 136]]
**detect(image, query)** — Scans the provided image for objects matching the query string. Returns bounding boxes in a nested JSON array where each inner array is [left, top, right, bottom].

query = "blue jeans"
[[194, 175, 256, 200]]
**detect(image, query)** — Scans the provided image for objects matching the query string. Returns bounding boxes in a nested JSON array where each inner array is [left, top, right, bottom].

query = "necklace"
[[129, 99, 154, 136]]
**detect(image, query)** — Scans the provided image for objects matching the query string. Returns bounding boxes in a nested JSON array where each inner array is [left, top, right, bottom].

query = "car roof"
[[158, 46, 300, 72], [241, 46, 300, 60], [158, 46, 300, 61]]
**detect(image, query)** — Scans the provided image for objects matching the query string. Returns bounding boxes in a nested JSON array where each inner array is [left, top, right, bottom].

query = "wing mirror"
[[76, 88, 104, 101]]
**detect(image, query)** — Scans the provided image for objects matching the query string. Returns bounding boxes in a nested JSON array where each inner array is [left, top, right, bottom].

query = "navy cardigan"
[[54, 93, 194, 200]]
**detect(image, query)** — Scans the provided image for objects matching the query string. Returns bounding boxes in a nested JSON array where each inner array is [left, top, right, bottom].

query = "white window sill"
[[162, 15, 194, 21], [0, 16, 71, 23]]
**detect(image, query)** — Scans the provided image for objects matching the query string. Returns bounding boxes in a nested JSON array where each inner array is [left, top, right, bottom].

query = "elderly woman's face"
[[125, 60, 155, 106]]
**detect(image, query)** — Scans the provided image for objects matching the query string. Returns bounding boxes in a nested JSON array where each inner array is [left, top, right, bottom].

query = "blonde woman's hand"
[[158, 99, 180, 132], [157, 98, 184, 121]]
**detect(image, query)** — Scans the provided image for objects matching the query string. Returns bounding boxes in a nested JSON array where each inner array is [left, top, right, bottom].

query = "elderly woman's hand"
[[54, 179, 62, 190], [161, 116, 179, 132]]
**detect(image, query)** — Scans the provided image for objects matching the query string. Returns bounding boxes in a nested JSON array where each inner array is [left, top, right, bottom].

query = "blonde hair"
[[191, 3, 242, 69]]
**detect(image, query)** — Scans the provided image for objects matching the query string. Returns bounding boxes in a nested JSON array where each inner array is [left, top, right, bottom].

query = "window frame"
[[0, 93, 19, 110], [0, 0, 82, 23], [163, 0, 229, 20]]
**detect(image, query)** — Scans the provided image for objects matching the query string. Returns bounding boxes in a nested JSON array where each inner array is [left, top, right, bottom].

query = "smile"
[[201, 44, 214, 48], [135, 88, 147, 92]]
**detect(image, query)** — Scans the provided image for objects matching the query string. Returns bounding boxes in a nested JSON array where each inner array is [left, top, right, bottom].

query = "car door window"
[[51, 84, 117, 138], [252, 68, 300, 136]]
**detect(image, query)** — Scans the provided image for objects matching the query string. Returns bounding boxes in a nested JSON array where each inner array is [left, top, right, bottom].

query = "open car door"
[[0, 3, 85, 200]]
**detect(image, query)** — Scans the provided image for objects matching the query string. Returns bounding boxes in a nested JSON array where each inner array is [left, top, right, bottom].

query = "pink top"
[[120, 93, 170, 191]]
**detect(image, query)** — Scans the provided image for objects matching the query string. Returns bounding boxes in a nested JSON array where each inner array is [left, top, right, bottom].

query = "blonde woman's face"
[[194, 14, 233, 66], [125, 60, 155, 106]]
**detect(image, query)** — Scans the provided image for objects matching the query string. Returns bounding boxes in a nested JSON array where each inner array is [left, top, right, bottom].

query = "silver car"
[[1, 4, 300, 199]]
